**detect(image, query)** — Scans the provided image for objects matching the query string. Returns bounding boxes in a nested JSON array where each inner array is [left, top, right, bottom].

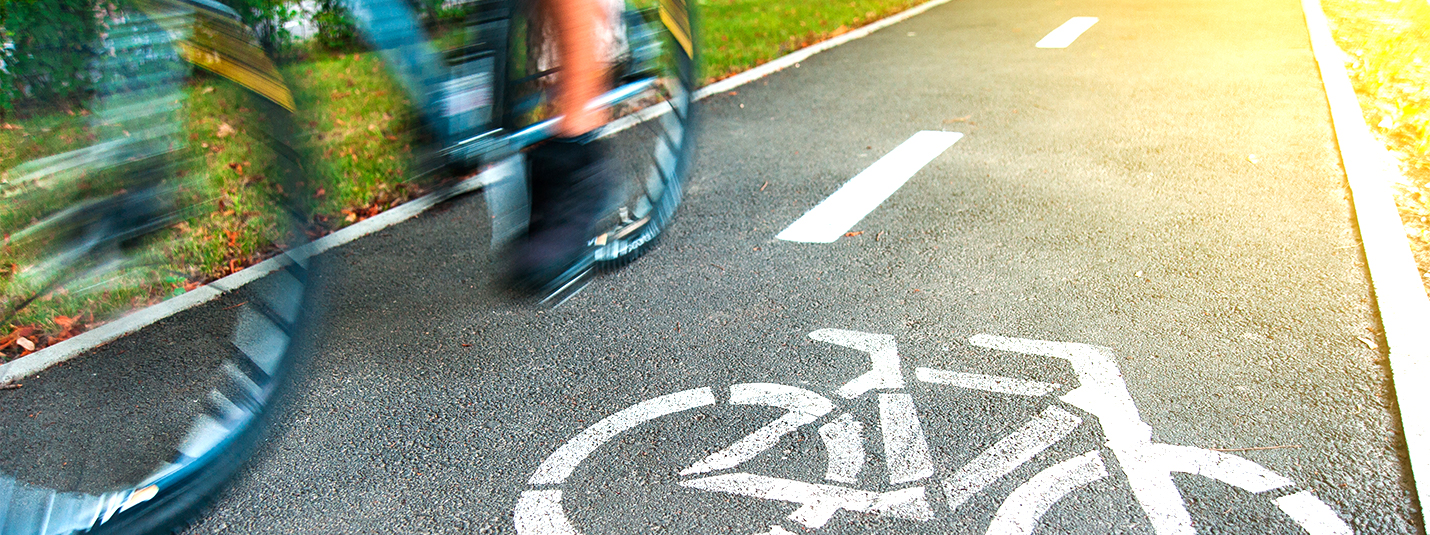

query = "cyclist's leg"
[[548, 0, 611, 137], [509, 0, 616, 290]]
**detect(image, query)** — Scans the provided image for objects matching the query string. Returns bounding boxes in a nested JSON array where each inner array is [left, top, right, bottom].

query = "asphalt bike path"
[[0, 0, 1421, 532]]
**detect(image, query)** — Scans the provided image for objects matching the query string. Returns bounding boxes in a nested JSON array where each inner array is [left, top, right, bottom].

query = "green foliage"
[[420, 0, 468, 25], [1330, 0, 1430, 167], [0, 0, 99, 118], [1, 24, 13, 116], [312, 0, 360, 50], [220, 0, 298, 54]]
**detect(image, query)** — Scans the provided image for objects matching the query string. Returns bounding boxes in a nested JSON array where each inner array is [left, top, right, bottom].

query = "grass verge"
[[1321, 0, 1430, 293]]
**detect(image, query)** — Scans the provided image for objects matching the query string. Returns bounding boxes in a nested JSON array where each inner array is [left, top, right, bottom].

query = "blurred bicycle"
[[0, 0, 696, 531]]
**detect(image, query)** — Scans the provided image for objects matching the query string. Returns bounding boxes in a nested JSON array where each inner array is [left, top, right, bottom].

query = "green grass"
[[284, 51, 419, 225], [1322, 0, 1430, 290], [699, 0, 927, 83]]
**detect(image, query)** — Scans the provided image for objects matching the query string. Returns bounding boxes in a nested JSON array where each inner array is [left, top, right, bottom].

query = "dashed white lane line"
[[776, 131, 962, 243], [1035, 17, 1099, 49]]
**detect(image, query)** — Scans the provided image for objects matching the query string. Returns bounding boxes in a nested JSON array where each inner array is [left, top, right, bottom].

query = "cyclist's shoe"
[[506, 134, 613, 293]]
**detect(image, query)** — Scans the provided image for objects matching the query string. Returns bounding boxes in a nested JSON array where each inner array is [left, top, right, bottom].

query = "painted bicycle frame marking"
[[516, 329, 1353, 535]]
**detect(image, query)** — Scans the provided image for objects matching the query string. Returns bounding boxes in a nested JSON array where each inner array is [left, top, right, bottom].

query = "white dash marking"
[[1036, 17, 1099, 49], [776, 132, 962, 243], [916, 368, 1061, 397], [810, 329, 904, 398], [514, 490, 580, 535], [818, 413, 866, 484], [942, 406, 1082, 510], [1273, 491, 1354, 535], [986, 451, 1109, 535], [880, 393, 936, 484], [681, 384, 835, 476], [529, 388, 715, 485]]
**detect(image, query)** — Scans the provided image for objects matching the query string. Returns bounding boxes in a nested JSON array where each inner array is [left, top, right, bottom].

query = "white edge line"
[[1303, 0, 1430, 519], [0, 0, 956, 383]]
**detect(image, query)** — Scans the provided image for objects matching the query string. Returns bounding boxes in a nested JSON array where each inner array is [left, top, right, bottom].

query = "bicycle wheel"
[[503, 0, 699, 269], [0, 1, 317, 532]]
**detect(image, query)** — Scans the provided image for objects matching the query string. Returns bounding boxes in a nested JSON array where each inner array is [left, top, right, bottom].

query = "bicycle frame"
[[343, 0, 673, 172]]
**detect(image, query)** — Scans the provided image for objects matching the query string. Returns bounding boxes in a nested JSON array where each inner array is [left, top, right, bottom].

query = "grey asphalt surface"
[[1, 0, 1424, 532]]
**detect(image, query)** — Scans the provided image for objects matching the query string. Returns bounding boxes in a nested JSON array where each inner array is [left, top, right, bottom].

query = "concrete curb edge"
[[1303, 0, 1430, 518]]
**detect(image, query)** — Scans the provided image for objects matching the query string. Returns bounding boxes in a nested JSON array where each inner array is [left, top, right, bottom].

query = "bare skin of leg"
[[546, 0, 608, 136]]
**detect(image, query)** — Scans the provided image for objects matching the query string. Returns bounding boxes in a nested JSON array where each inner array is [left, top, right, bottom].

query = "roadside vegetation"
[[0, 0, 934, 361], [1321, 0, 1430, 293]]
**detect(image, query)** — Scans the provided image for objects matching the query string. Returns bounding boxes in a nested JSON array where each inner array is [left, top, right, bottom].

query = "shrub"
[[0, 0, 98, 118], [221, 0, 298, 55], [312, 0, 360, 50]]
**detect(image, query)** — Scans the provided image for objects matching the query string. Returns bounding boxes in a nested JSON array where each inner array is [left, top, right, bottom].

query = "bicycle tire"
[[0, 1, 317, 532], [502, 0, 699, 269]]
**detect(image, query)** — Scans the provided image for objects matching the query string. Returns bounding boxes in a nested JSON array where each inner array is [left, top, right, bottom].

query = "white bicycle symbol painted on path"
[[514, 329, 1353, 534]]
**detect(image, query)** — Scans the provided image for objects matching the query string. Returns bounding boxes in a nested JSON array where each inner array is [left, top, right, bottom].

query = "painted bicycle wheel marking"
[[516, 329, 1354, 535]]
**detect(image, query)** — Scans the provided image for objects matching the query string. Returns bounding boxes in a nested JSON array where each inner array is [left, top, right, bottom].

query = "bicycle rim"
[[503, 0, 699, 269], [0, 1, 317, 532]]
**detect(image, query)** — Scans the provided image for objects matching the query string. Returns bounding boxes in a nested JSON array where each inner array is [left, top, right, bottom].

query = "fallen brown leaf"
[[844, 231, 864, 237], [216, 122, 236, 138], [0, 327, 36, 351]]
